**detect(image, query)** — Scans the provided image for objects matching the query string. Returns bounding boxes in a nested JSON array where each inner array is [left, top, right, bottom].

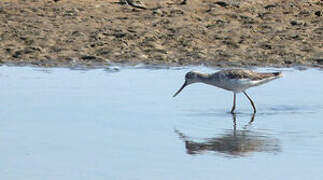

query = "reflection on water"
[[175, 114, 281, 157]]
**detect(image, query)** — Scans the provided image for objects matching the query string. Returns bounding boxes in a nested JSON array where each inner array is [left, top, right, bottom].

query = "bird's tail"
[[252, 71, 283, 87], [272, 72, 283, 78]]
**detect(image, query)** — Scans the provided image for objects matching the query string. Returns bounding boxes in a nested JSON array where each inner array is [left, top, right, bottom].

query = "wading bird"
[[173, 69, 283, 113]]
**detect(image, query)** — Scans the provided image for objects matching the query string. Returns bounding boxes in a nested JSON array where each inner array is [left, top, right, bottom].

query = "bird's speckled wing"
[[217, 69, 281, 80]]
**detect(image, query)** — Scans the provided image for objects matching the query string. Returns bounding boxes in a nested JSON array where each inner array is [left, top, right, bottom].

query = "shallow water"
[[1, 66, 323, 180]]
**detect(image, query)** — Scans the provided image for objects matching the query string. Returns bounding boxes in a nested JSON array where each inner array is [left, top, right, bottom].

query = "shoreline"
[[1, 61, 317, 71]]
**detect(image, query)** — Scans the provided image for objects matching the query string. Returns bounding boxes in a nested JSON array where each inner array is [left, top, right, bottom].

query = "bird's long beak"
[[173, 81, 187, 97]]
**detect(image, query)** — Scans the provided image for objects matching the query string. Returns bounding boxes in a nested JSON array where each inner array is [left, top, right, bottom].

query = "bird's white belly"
[[208, 78, 255, 92]]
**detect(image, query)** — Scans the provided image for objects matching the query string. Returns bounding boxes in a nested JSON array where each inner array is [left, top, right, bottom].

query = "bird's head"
[[173, 71, 200, 97]]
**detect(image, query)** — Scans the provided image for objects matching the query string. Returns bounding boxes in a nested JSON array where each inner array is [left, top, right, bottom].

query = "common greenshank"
[[173, 69, 283, 113]]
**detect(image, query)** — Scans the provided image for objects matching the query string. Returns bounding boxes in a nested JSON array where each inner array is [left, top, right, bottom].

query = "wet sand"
[[0, 0, 322, 67]]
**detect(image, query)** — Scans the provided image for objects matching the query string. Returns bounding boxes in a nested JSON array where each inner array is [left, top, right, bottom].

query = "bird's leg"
[[243, 91, 256, 113], [231, 113, 237, 136], [230, 92, 236, 114], [248, 113, 256, 125]]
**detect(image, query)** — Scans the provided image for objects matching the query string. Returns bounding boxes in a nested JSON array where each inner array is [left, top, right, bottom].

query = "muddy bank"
[[0, 0, 322, 67]]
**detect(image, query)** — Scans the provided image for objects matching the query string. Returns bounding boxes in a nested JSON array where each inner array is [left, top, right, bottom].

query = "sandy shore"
[[0, 0, 322, 67]]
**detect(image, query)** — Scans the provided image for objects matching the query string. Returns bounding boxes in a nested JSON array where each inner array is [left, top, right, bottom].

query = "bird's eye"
[[185, 72, 193, 79]]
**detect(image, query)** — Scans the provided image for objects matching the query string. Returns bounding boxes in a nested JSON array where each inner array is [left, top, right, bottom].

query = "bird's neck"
[[195, 72, 222, 87], [195, 72, 211, 83]]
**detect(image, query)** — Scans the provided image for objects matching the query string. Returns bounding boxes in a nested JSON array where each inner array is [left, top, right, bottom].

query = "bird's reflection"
[[175, 114, 281, 157]]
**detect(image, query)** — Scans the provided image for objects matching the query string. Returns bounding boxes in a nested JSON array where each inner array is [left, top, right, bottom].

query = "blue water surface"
[[0, 65, 322, 180]]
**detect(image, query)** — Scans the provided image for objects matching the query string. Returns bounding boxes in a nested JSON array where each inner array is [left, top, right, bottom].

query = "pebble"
[[314, 11, 321, 17]]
